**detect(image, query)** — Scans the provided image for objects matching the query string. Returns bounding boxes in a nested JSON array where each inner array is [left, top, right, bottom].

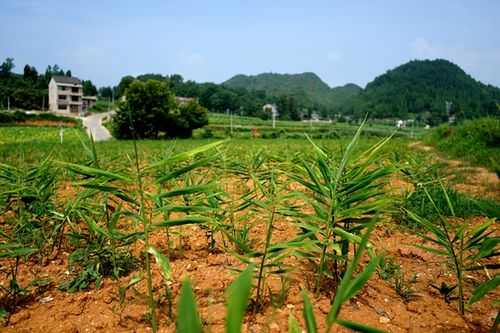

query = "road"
[[82, 111, 115, 141]]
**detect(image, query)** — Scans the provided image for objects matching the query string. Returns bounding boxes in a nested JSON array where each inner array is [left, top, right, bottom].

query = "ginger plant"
[[405, 183, 499, 315], [290, 121, 392, 293], [60, 139, 224, 332]]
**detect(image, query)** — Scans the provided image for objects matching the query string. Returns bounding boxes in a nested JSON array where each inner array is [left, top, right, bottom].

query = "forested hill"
[[350, 59, 500, 124], [223, 72, 361, 111]]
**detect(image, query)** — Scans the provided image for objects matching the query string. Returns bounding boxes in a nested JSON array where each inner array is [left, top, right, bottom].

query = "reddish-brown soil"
[[2, 219, 499, 333], [16, 120, 78, 127], [1, 144, 499, 332]]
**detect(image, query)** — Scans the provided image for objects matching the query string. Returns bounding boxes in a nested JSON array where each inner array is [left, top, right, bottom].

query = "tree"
[[117, 75, 135, 97], [112, 80, 208, 139], [66, 70, 72, 77], [82, 80, 98, 96], [99, 86, 113, 99], [165, 100, 208, 138], [23, 65, 38, 82], [0, 58, 15, 77]]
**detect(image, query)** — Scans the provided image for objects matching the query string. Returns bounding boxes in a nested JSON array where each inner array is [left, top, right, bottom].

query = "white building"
[[49, 76, 96, 114]]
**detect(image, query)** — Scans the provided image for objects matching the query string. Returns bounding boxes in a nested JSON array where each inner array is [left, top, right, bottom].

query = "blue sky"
[[1, 0, 499, 88]]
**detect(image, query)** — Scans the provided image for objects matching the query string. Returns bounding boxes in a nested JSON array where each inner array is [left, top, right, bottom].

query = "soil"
[[16, 120, 78, 127], [1, 143, 499, 333]]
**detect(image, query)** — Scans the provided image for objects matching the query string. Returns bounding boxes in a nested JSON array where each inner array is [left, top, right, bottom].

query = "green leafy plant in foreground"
[[405, 183, 499, 315], [228, 151, 303, 310], [290, 121, 392, 294], [61, 139, 225, 332]]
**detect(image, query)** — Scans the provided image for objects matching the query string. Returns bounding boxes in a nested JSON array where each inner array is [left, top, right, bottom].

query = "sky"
[[1, 0, 500, 88]]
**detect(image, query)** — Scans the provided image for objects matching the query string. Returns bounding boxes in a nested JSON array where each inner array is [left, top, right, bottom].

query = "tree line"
[[103, 73, 332, 121]]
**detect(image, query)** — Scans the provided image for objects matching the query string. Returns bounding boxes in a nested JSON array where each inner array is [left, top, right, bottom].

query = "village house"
[[48, 76, 96, 115]]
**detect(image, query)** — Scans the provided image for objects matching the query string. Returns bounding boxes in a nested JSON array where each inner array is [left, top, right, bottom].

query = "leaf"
[[336, 319, 387, 333], [57, 161, 131, 182], [157, 184, 215, 199], [342, 255, 381, 301], [156, 156, 216, 183], [176, 279, 202, 333], [147, 246, 172, 280], [119, 275, 143, 304], [468, 276, 500, 305], [302, 291, 318, 333], [226, 265, 254, 333], [288, 313, 302, 333], [153, 216, 211, 228], [149, 140, 227, 170], [0, 246, 37, 258]]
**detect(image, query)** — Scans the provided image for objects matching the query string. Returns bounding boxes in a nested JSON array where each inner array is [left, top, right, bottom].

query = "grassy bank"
[[425, 117, 500, 173]]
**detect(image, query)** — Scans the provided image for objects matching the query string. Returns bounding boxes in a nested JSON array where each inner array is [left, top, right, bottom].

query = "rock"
[[39, 295, 54, 304], [379, 316, 391, 324]]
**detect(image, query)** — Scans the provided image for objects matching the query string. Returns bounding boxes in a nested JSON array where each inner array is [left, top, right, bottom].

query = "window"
[[58, 104, 67, 110], [72, 87, 79, 93], [58, 95, 66, 100], [59, 86, 66, 91], [71, 96, 80, 102]]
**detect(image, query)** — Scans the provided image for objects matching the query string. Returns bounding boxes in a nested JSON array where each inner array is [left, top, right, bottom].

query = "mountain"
[[223, 72, 361, 111], [351, 59, 500, 124]]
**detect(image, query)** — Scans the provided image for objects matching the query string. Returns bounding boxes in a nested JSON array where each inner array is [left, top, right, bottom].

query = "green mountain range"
[[223, 72, 361, 111], [223, 60, 500, 123], [352, 59, 500, 123]]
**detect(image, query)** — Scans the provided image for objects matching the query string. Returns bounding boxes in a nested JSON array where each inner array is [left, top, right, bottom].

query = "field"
[[198, 113, 425, 139], [0, 123, 499, 333]]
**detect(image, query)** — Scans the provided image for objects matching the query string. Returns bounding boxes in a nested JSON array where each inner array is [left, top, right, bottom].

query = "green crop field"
[[0, 122, 498, 332]]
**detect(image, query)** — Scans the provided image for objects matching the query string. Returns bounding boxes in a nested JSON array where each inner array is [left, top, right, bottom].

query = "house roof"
[[52, 75, 82, 85]]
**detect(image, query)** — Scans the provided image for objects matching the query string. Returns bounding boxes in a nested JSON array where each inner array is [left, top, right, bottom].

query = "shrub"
[[112, 80, 208, 139]]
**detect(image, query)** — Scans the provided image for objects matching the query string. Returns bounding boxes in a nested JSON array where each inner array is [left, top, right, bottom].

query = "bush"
[[427, 117, 500, 171], [112, 80, 208, 139], [0, 111, 79, 125]]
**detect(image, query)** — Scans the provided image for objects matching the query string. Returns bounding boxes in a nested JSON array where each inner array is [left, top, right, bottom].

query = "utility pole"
[[272, 106, 277, 129], [227, 108, 233, 135], [230, 109, 233, 135], [7, 96, 10, 112], [42, 95, 45, 112], [445, 101, 453, 123]]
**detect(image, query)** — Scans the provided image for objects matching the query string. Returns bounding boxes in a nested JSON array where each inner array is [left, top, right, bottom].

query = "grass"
[[198, 112, 426, 139], [425, 117, 500, 173]]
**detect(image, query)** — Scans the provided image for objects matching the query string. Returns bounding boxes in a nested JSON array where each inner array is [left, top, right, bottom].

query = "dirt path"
[[409, 141, 500, 200]]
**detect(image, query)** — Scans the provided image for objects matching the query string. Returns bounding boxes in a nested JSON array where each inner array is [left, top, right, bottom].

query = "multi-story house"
[[48, 76, 97, 115], [48, 76, 84, 114]]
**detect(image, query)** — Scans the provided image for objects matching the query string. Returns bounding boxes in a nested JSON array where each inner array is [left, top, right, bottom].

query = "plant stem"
[[490, 310, 500, 333], [132, 139, 157, 332], [255, 205, 276, 309]]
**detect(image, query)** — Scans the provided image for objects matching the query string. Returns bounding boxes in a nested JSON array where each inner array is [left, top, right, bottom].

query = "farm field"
[[0, 124, 499, 333]]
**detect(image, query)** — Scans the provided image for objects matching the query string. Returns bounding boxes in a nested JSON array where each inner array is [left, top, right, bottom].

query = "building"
[[176, 96, 195, 105], [262, 103, 278, 115], [82, 96, 97, 112], [48, 76, 83, 114]]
